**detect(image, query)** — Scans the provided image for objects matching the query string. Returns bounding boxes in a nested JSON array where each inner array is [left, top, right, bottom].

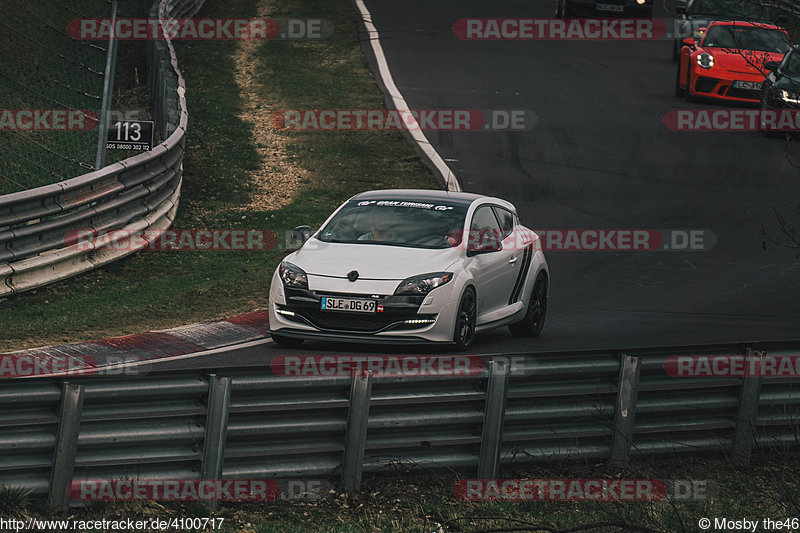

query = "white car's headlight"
[[780, 89, 800, 104], [697, 52, 714, 69], [279, 261, 308, 289], [395, 272, 453, 296]]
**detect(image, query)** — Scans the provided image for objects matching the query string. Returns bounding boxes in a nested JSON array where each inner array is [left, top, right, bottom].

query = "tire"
[[270, 333, 304, 347], [557, 0, 574, 17], [760, 94, 782, 138], [685, 68, 698, 103], [509, 272, 548, 337], [452, 287, 477, 351], [674, 63, 685, 98]]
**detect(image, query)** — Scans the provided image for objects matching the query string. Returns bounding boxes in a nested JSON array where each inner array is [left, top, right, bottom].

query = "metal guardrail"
[[0, 0, 205, 297], [0, 341, 798, 507]]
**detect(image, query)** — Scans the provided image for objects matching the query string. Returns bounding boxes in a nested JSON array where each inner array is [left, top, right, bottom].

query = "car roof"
[[684, 0, 777, 23], [350, 189, 489, 208], [705, 20, 783, 30]]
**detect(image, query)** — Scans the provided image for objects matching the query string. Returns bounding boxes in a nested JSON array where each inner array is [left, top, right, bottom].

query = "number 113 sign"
[[107, 120, 154, 151]]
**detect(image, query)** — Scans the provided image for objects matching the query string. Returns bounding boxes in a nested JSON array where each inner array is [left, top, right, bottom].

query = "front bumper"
[[268, 270, 459, 344], [689, 69, 765, 103], [267, 327, 451, 345]]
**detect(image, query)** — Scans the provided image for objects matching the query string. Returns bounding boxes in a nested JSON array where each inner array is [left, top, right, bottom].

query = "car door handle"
[[509, 257, 518, 265]]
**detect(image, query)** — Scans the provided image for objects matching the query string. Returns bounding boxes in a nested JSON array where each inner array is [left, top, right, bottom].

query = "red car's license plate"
[[320, 297, 376, 313], [733, 81, 761, 90]]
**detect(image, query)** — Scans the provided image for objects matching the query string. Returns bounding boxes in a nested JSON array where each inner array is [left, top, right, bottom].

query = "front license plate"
[[596, 3, 624, 11], [320, 297, 376, 313], [733, 80, 761, 90]]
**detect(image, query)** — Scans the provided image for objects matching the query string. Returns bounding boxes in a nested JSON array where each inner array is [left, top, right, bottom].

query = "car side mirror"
[[682, 37, 695, 49], [292, 225, 312, 243], [764, 60, 781, 73], [466, 230, 503, 256]]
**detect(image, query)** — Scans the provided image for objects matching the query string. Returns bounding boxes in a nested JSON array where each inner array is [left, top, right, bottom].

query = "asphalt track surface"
[[268, 0, 800, 357], [88, 0, 800, 370]]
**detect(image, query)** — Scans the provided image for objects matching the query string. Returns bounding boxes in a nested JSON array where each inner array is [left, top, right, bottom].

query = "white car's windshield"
[[318, 200, 468, 249]]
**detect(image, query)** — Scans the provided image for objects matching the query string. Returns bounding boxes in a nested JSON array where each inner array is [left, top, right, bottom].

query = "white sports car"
[[268, 189, 549, 350]]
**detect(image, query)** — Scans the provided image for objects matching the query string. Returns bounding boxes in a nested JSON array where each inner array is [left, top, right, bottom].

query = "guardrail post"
[[610, 354, 640, 465], [342, 369, 372, 493], [48, 383, 84, 510], [94, 0, 119, 170], [201, 374, 232, 509], [477, 360, 510, 479], [733, 349, 763, 466]]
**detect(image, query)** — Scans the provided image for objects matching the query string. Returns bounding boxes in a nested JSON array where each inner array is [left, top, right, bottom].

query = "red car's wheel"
[[685, 66, 698, 103], [675, 62, 685, 98]]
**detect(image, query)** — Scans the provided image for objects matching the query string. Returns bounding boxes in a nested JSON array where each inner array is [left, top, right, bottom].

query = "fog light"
[[403, 318, 436, 326]]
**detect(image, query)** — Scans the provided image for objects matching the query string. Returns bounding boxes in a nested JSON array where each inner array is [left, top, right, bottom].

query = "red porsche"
[[675, 20, 791, 103]]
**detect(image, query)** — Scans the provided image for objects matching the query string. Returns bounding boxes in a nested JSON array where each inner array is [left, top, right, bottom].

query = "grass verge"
[[3, 453, 799, 532], [0, 0, 438, 350]]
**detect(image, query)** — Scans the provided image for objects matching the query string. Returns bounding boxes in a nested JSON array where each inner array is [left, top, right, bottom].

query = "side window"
[[493, 206, 515, 239], [780, 49, 793, 72], [469, 205, 503, 250], [471, 205, 501, 233], [784, 50, 800, 76]]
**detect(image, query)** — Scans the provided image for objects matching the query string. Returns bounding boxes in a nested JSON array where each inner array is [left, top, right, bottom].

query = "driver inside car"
[[358, 209, 401, 242]]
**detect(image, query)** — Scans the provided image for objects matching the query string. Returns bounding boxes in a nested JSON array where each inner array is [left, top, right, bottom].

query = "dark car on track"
[[555, 0, 653, 19], [760, 45, 800, 133]]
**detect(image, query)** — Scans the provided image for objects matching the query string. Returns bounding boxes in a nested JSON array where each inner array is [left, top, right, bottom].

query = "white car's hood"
[[288, 239, 461, 280]]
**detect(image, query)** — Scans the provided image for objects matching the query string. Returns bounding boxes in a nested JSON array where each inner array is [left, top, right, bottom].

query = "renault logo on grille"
[[347, 270, 359, 282]]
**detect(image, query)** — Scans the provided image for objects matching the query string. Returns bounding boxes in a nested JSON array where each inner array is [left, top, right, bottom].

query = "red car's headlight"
[[697, 52, 714, 69]]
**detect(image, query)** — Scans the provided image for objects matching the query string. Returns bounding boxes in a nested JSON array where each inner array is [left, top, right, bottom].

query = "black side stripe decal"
[[508, 244, 533, 305]]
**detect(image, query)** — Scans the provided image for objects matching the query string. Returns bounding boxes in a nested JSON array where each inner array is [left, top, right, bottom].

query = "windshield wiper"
[[321, 238, 446, 249], [320, 238, 360, 244]]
